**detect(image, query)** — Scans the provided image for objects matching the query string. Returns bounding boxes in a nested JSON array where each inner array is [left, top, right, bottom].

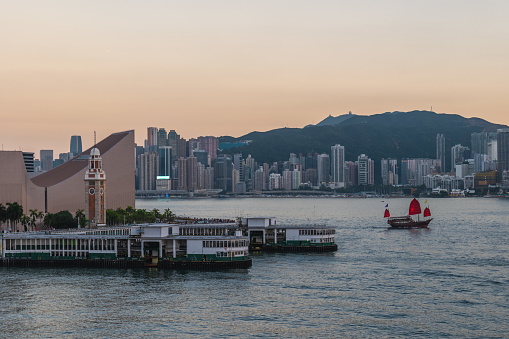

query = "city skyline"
[[2, 1, 509, 155]]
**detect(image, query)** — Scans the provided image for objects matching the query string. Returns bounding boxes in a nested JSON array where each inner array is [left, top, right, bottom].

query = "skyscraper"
[[233, 153, 244, 182], [158, 146, 172, 177], [436, 134, 445, 173], [70, 135, 82, 156], [330, 144, 345, 188], [497, 129, 509, 181], [40, 150, 54, 171], [147, 127, 158, 147], [157, 128, 168, 147], [317, 154, 330, 185], [214, 154, 232, 192]]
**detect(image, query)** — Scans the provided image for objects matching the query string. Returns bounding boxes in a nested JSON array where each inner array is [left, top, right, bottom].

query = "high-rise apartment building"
[[344, 161, 356, 187], [291, 169, 301, 190], [401, 158, 440, 186], [357, 154, 374, 186], [282, 170, 292, 190], [330, 144, 345, 188], [70, 135, 82, 156], [471, 132, 498, 156], [178, 136, 187, 158], [193, 150, 209, 166], [197, 163, 206, 189], [381, 158, 398, 186], [253, 167, 266, 191], [204, 167, 215, 190], [497, 129, 509, 181], [269, 173, 282, 190], [451, 144, 470, 171], [198, 136, 218, 163], [177, 156, 198, 191], [436, 134, 446, 173], [138, 152, 158, 190], [188, 138, 199, 156]]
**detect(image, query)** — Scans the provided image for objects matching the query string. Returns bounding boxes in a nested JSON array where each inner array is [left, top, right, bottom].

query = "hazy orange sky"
[[1, 1, 509, 156]]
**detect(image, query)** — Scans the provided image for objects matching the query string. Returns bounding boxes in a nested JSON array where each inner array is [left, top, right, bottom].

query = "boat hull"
[[387, 218, 432, 229]]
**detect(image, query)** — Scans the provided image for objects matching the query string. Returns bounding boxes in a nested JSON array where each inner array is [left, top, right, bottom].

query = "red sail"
[[423, 207, 431, 217], [409, 198, 421, 215], [384, 209, 391, 218]]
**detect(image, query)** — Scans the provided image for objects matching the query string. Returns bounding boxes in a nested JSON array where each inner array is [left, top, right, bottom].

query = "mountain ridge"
[[219, 111, 507, 177]]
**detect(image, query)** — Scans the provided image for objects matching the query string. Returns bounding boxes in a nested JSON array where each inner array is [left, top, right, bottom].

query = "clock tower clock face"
[[89, 188, 95, 195]]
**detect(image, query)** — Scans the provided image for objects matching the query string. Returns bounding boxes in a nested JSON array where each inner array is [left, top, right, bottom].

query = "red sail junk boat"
[[384, 198, 432, 229]]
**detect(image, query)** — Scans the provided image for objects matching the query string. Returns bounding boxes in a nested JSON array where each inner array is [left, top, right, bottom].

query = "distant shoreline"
[[135, 194, 506, 200]]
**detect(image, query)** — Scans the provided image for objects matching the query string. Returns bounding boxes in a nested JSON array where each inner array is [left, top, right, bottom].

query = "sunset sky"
[[2, 1, 509, 156]]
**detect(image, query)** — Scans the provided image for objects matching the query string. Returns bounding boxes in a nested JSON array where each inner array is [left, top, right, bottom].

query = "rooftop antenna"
[[94, 131, 97, 147]]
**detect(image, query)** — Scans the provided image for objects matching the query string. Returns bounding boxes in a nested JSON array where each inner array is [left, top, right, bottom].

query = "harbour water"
[[1, 197, 508, 338]]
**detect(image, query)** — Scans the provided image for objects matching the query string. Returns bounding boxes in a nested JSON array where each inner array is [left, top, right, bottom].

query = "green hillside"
[[219, 111, 506, 179]]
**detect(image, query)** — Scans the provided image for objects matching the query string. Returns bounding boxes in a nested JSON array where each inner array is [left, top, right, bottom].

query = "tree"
[[6, 202, 23, 232], [29, 209, 39, 231], [75, 209, 86, 227], [20, 214, 31, 232], [106, 209, 121, 226], [153, 208, 161, 221], [162, 208, 176, 223], [52, 211, 74, 229], [44, 213, 54, 228], [115, 207, 126, 224], [125, 206, 135, 224], [37, 211, 45, 226]]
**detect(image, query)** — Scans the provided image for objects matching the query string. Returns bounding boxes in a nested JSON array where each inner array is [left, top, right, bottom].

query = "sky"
[[1, 0, 509, 156]]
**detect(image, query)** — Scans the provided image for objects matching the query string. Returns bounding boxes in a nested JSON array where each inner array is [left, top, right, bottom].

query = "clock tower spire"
[[84, 144, 106, 227]]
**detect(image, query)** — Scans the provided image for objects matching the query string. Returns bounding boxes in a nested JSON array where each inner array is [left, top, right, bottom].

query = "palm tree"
[[75, 209, 86, 228], [6, 202, 23, 232], [21, 214, 31, 232], [163, 208, 176, 222], [153, 208, 161, 221], [29, 209, 39, 231]]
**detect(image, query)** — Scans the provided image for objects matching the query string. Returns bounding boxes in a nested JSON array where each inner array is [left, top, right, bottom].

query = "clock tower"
[[84, 147, 106, 227]]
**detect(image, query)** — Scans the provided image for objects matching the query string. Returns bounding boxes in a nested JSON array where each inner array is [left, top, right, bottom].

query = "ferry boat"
[[241, 217, 337, 252], [0, 222, 251, 269]]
